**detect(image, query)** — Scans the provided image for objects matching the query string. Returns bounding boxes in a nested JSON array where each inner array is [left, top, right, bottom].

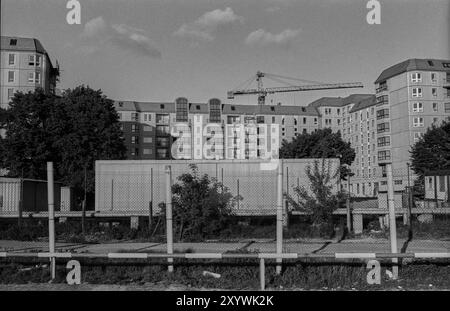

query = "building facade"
[[0, 36, 59, 109], [115, 58, 450, 198]]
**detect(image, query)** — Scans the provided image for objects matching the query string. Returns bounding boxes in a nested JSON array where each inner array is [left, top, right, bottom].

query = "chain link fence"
[[0, 159, 449, 267]]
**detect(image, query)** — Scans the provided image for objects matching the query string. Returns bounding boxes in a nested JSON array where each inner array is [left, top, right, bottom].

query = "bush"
[[171, 164, 236, 241]]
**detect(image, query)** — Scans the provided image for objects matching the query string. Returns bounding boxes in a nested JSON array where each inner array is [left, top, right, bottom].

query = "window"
[[8, 71, 15, 82], [7, 88, 14, 99], [272, 116, 276, 123], [377, 109, 389, 119], [413, 117, 424, 127], [432, 88, 437, 97], [377, 122, 390, 133], [175, 98, 189, 122], [394, 180, 403, 185], [28, 55, 36, 66], [443, 63, 450, 68], [8, 54, 15, 65], [445, 103, 450, 113], [131, 136, 139, 144], [143, 149, 152, 155], [411, 72, 422, 83], [412, 102, 423, 113], [131, 148, 139, 157], [144, 113, 152, 122], [431, 73, 437, 83], [131, 113, 139, 122], [378, 150, 391, 161], [156, 125, 170, 135], [294, 118, 297, 126], [303, 117, 306, 124], [10, 39, 17, 46], [157, 148, 168, 159], [412, 88, 422, 98], [209, 99, 222, 123], [314, 118, 318, 125], [131, 124, 139, 133], [157, 137, 170, 148], [143, 137, 153, 143], [28, 72, 34, 83], [433, 103, 438, 112], [156, 114, 169, 124], [143, 125, 152, 132]]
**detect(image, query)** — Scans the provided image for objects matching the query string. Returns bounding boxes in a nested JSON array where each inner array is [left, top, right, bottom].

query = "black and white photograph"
[[0, 0, 449, 299]]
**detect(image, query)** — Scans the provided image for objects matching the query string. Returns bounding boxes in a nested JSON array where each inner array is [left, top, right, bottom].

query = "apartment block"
[[114, 99, 319, 160], [0, 36, 59, 109]]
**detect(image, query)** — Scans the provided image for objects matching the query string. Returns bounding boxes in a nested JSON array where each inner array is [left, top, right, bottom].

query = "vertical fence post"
[[276, 160, 283, 275], [82, 166, 87, 236], [149, 167, 154, 231], [47, 162, 56, 280], [346, 175, 352, 232], [259, 258, 265, 291], [165, 165, 174, 273], [386, 163, 398, 279], [284, 166, 289, 228]]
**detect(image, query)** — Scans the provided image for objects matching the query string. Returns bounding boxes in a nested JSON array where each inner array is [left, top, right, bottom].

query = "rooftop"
[[375, 58, 450, 84], [349, 95, 377, 113], [114, 100, 319, 116]]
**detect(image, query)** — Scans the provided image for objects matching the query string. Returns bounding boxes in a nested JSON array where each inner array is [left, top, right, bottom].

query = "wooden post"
[[276, 160, 283, 275], [47, 162, 56, 280]]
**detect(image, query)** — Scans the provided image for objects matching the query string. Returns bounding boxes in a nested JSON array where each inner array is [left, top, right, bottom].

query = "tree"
[[285, 159, 346, 235], [410, 120, 450, 175], [171, 164, 235, 241], [279, 128, 355, 180], [0, 86, 126, 202]]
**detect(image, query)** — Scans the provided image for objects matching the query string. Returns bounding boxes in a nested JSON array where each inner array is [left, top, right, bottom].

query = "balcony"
[[376, 85, 388, 93], [443, 78, 450, 88]]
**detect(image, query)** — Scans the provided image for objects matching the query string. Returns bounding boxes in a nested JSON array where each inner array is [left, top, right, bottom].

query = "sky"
[[1, 0, 449, 105]]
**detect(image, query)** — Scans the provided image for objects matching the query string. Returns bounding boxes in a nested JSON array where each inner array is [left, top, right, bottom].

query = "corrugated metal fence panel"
[[95, 159, 340, 216], [0, 178, 21, 215]]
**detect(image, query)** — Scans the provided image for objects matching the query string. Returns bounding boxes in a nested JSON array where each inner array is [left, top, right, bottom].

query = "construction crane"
[[227, 71, 364, 105]]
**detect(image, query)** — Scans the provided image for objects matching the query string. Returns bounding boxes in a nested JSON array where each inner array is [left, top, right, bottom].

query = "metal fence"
[[0, 160, 449, 288]]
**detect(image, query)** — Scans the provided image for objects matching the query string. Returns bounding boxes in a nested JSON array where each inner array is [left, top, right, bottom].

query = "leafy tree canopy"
[[279, 128, 355, 179], [0, 86, 126, 196], [410, 120, 450, 176]]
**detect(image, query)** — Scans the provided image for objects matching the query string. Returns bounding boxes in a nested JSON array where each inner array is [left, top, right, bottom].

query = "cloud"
[[81, 16, 161, 58], [245, 28, 301, 47], [174, 7, 243, 41]]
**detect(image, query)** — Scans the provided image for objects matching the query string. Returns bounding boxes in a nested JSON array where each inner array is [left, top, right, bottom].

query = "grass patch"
[[1, 258, 449, 290]]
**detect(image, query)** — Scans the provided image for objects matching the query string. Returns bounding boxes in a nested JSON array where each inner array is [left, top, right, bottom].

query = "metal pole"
[[346, 174, 351, 232], [19, 168, 23, 228], [285, 166, 289, 228], [47, 162, 56, 280], [237, 179, 240, 210], [149, 167, 153, 231], [165, 165, 174, 272], [406, 163, 412, 229], [259, 258, 265, 291], [276, 160, 283, 275], [386, 163, 398, 279]]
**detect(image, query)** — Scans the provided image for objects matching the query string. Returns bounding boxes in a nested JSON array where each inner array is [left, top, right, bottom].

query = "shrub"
[[171, 164, 236, 241]]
